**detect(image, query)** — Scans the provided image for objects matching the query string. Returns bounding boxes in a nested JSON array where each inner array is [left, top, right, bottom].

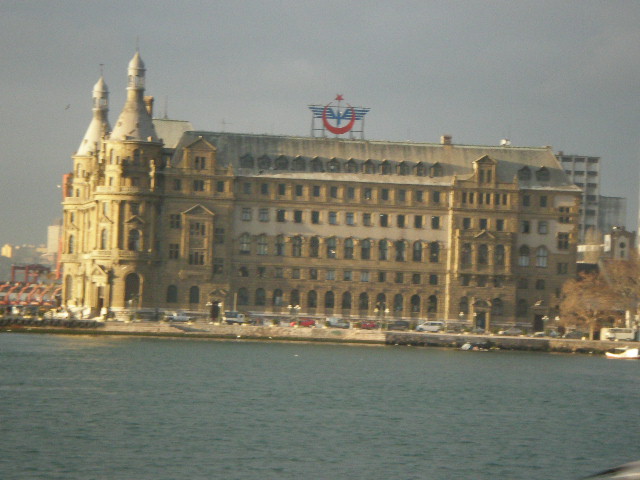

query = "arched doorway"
[[124, 273, 140, 308]]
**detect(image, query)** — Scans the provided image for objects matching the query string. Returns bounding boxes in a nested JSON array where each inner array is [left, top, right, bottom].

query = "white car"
[[165, 312, 192, 322], [416, 321, 445, 332]]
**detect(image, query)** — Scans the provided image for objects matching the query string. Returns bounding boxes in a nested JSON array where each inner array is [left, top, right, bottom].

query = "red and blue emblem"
[[309, 95, 370, 136]]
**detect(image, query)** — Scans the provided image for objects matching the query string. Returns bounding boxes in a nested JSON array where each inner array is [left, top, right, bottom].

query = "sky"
[[1, 0, 639, 245]]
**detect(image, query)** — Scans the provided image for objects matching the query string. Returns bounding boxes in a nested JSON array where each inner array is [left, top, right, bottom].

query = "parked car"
[[359, 321, 378, 330], [298, 318, 316, 327], [325, 317, 350, 329], [224, 311, 247, 324], [388, 320, 410, 331], [499, 327, 523, 336], [563, 331, 587, 339], [165, 312, 193, 322], [416, 321, 445, 332]]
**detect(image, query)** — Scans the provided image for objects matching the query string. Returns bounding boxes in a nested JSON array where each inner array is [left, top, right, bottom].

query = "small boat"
[[605, 347, 640, 360]]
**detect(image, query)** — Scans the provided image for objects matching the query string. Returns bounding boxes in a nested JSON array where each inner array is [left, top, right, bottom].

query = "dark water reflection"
[[1, 334, 638, 479]]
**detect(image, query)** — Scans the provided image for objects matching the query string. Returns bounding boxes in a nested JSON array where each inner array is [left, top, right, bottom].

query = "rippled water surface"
[[1, 334, 639, 479]]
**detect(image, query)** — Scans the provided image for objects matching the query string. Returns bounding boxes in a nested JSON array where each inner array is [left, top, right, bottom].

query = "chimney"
[[441, 134, 452, 145], [144, 96, 154, 116]]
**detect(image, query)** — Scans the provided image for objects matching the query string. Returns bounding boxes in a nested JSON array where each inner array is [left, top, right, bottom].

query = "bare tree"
[[599, 253, 640, 322], [560, 272, 619, 340]]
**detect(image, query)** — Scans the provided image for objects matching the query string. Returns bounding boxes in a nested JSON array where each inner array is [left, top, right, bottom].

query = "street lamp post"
[[288, 304, 300, 325]]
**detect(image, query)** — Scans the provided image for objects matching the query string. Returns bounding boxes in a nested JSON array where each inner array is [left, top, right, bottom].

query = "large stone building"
[[61, 53, 581, 331]]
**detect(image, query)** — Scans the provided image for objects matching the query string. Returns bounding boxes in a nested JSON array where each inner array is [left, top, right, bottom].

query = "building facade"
[[61, 53, 581, 331]]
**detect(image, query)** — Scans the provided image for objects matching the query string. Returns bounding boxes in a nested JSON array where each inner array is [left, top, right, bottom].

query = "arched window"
[[166, 285, 178, 303], [346, 159, 359, 173], [342, 292, 352, 309], [494, 244, 505, 266], [412, 241, 422, 262], [240, 154, 254, 169], [364, 160, 376, 174], [327, 158, 340, 172], [536, 246, 548, 267], [517, 167, 531, 181], [393, 294, 403, 312], [257, 155, 271, 169], [275, 156, 289, 170], [257, 234, 268, 255], [290, 289, 300, 306], [375, 293, 386, 311], [427, 295, 438, 313], [326, 237, 337, 259], [310, 157, 323, 172], [292, 236, 302, 257], [477, 244, 489, 265], [239, 233, 250, 254], [125, 273, 140, 303], [273, 289, 283, 306], [536, 167, 550, 181], [430, 242, 440, 263], [359, 293, 369, 311], [459, 296, 469, 315], [395, 240, 407, 262], [361, 239, 371, 260], [186, 286, 198, 304], [518, 245, 530, 267], [307, 290, 318, 308], [381, 161, 392, 175], [292, 156, 306, 171], [516, 299, 528, 317], [255, 288, 266, 306], [398, 162, 410, 175], [325, 291, 335, 309], [68, 234, 75, 254], [379, 239, 388, 261], [344, 238, 354, 259], [430, 162, 443, 177], [100, 229, 108, 249], [410, 294, 420, 313], [415, 162, 426, 176], [310, 237, 319, 257], [238, 288, 249, 306], [491, 298, 503, 316]]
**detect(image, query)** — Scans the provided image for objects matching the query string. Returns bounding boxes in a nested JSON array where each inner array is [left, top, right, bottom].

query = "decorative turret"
[[110, 52, 159, 142], [77, 76, 110, 156]]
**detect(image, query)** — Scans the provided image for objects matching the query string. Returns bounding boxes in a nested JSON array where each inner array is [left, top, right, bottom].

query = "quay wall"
[[0, 319, 636, 353]]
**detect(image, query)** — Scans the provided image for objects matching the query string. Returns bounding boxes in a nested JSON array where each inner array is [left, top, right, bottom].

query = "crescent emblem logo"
[[321, 95, 357, 135]]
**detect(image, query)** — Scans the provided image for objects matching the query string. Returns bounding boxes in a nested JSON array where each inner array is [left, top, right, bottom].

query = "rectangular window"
[[522, 195, 530, 207], [243, 182, 252, 194], [397, 215, 406, 228], [193, 180, 205, 192], [170, 214, 181, 228], [310, 268, 318, 280], [311, 211, 320, 224], [364, 188, 372, 200], [216, 181, 225, 193], [330, 186, 338, 198], [394, 272, 404, 284], [188, 251, 205, 265], [479, 218, 488, 230], [521, 220, 530, 233], [278, 183, 286, 196], [173, 179, 181, 191], [347, 187, 355, 200], [360, 271, 370, 282], [292, 268, 301, 279], [276, 210, 286, 222], [363, 213, 372, 226], [259, 208, 269, 222], [241, 208, 251, 221], [275, 267, 283, 279], [381, 188, 389, 201], [257, 267, 266, 278], [415, 191, 424, 202], [329, 211, 337, 225], [429, 274, 438, 285], [312, 185, 321, 197], [462, 217, 471, 230], [295, 185, 303, 196], [398, 189, 406, 202], [539, 195, 548, 207], [432, 191, 441, 203], [346, 212, 355, 225], [414, 215, 423, 228], [343, 270, 352, 281], [380, 214, 389, 227], [169, 243, 179, 259], [496, 219, 504, 231], [326, 270, 336, 281], [194, 156, 206, 169], [378, 271, 386, 283], [213, 258, 224, 274], [558, 232, 570, 249], [411, 273, 421, 285], [538, 221, 548, 234], [431, 216, 440, 229], [260, 183, 269, 195], [214, 228, 224, 244], [294, 210, 303, 223], [189, 222, 205, 236], [557, 263, 568, 274]]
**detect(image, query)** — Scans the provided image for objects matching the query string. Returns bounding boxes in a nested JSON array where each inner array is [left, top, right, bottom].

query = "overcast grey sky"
[[1, 0, 639, 245]]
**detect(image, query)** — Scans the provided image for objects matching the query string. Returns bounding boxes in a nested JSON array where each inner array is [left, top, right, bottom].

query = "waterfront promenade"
[[0, 318, 633, 354]]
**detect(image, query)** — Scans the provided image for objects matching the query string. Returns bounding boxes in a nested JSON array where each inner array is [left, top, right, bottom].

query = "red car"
[[359, 321, 378, 330], [299, 318, 316, 327]]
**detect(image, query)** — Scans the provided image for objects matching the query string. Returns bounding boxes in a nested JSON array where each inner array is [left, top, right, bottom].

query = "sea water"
[[1, 333, 638, 480]]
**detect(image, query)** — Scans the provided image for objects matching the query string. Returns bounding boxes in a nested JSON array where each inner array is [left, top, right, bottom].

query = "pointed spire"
[[110, 51, 159, 142], [77, 74, 111, 156]]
